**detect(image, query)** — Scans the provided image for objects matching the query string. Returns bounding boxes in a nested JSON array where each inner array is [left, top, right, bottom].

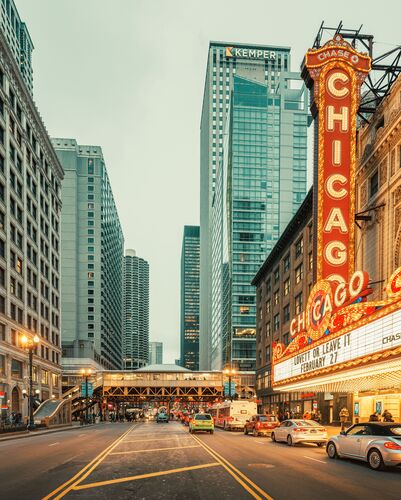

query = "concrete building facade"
[[180, 225, 200, 370], [0, 27, 63, 420], [53, 139, 124, 371], [123, 249, 149, 370]]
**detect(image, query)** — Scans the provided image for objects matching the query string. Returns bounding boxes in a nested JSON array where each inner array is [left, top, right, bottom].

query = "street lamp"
[[81, 368, 92, 424], [20, 333, 40, 430], [224, 368, 236, 401]]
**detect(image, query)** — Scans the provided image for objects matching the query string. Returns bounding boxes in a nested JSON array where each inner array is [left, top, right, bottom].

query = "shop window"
[[0, 353, 5, 375]]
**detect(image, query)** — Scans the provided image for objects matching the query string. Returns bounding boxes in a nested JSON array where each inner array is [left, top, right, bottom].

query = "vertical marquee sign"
[[302, 35, 371, 283]]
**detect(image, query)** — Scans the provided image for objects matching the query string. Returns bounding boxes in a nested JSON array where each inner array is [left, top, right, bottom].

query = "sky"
[[17, 0, 401, 363]]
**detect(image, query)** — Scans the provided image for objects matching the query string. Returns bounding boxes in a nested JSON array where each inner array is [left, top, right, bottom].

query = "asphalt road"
[[1, 421, 400, 500]]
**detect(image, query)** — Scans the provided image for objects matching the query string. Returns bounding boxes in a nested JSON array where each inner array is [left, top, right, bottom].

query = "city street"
[[1, 421, 400, 500]]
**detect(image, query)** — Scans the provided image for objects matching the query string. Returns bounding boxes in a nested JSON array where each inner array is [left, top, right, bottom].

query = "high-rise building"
[[200, 42, 308, 370], [149, 341, 163, 365], [0, 27, 63, 419], [123, 249, 149, 369], [53, 139, 124, 371], [0, 0, 34, 94], [180, 225, 200, 370]]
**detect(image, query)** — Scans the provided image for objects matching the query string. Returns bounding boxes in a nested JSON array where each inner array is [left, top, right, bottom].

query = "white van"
[[215, 401, 257, 430]]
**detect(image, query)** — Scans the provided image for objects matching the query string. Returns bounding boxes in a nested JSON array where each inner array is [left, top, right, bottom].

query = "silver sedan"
[[326, 422, 401, 470], [271, 419, 327, 446]]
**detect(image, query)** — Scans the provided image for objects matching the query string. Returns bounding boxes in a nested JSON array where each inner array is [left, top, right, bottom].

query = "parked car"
[[244, 414, 279, 437], [326, 422, 401, 470], [156, 412, 169, 423], [189, 413, 214, 434], [271, 419, 327, 446]]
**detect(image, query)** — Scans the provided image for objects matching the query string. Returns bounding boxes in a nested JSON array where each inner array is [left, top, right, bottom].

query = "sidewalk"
[[0, 422, 104, 442]]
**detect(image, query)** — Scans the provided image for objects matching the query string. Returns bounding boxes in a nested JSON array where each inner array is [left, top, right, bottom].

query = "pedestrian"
[[314, 410, 322, 424], [91, 411, 96, 424], [369, 412, 380, 422], [303, 411, 311, 420], [339, 407, 349, 431], [382, 409, 394, 422]]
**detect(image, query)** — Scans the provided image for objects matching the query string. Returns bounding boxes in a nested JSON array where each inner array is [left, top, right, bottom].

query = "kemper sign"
[[304, 35, 371, 283], [225, 46, 276, 60], [272, 266, 401, 386]]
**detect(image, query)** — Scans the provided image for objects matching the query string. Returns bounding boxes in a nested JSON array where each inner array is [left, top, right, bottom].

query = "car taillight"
[[384, 441, 401, 450], [294, 428, 307, 432], [255, 422, 260, 429]]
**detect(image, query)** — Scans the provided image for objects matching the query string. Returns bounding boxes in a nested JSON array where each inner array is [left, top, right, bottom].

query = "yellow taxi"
[[189, 413, 214, 434]]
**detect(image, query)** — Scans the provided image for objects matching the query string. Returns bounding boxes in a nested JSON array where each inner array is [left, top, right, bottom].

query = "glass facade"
[[210, 73, 308, 371], [180, 226, 200, 370]]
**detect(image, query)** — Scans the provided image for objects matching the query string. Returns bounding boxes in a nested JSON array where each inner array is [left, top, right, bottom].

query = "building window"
[[284, 278, 290, 296], [265, 279, 271, 294], [283, 332, 289, 346], [370, 170, 379, 197], [240, 306, 249, 315], [309, 252, 313, 271], [265, 300, 271, 314], [41, 369, 49, 385], [295, 263, 304, 284], [11, 359, 23, 378], [283, 304, 290, 323], [295, 293, 303, 314], [273, 267, 280, 283], [283, 254, 290, 272], [273, 313, 280, 331], [295, 238, 304, 258], [273, 290, 279, 306], [265, 346, 271, 362], [0, 321, 4, 340], [0, 353, 5, 375], [308, 223, 313, 243], [266, 322, 271, 337]]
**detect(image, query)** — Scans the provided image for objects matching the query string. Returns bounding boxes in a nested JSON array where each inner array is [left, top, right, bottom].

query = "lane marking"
[[303, 456, 327, 464], [255, 442, 265, 445], [191, 434, 273, 500], [42, 424, 137, 500], [110, 445, 200, 456], [122, 437, 194, 443], [79, 434, 87, 437], [48, 442, 60, 447], [73, 462, 221, 491]]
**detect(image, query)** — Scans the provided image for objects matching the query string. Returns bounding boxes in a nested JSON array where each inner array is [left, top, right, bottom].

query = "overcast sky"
[[17, 0, 400, 363]]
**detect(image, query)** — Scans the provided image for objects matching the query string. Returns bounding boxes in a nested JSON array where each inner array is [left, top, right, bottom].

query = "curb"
[[0, 423, 107, 442]]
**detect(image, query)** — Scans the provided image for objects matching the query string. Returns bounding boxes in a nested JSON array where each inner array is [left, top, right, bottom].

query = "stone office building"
[[0, 28, 63, 419]]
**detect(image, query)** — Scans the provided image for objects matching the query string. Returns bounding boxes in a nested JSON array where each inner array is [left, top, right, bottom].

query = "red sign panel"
[[304, 35, 371, 283]]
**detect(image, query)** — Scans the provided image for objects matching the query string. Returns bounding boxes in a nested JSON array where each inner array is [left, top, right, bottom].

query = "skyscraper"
[[53, 139, 124, 371], [200, 42, 308, 370], [149, 341, 163, 365], [123, 249, 149, 369], [180, 225, 200, 370], [0, 25, 63, 418], [0, 0, 34, 94]]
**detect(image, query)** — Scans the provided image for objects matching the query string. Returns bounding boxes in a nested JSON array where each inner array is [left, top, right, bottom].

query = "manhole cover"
[[248, 463, 275, 469]]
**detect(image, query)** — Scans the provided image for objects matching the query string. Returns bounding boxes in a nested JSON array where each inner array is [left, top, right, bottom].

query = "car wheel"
[[271, 432, 276, 442], [368, 449, 385, 471], [244, 427, 248, 435], [287, 434, 293, 446], [316, 442, 324, 447], [253, 429, 258, 438], [327, 441, 338, 459], [210, 430, 214, 434]]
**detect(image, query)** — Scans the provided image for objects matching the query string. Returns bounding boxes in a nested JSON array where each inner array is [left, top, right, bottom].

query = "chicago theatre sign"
[[272, 35, 401, 388]]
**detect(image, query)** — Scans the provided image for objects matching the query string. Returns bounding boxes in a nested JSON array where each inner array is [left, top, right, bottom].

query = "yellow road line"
[[191, 435, 274, 500], [110, 444, 200, 455], [42, 424, 137, 500], [73, 462, 221, 491]]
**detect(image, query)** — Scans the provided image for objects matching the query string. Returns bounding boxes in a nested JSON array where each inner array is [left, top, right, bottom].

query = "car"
[[184, 414, 191, 426], [326, 422, 401, 471], [189, 413, 214, 434], [271, 419, 327, 446], [244, 414, 279, 437], [156, 412, 169, 423]]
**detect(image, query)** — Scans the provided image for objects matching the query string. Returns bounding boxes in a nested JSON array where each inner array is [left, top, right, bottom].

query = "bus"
[[215, 401, 257, 431]]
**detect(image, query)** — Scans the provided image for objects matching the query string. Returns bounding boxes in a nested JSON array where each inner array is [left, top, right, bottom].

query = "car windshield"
[[195, 414, 212, 420], [389, 426, 401, 435], [295, 420, 320, 427], [259, 415, 276, 422]]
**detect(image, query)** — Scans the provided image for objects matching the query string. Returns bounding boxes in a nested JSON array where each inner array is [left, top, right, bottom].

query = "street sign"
[[81, 382, 93, 397], [224, 382, 236, 396]]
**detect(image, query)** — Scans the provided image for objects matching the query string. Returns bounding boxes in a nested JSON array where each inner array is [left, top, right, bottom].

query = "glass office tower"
[[202, 44, 308, 371], [180, 226, 200, 370]]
